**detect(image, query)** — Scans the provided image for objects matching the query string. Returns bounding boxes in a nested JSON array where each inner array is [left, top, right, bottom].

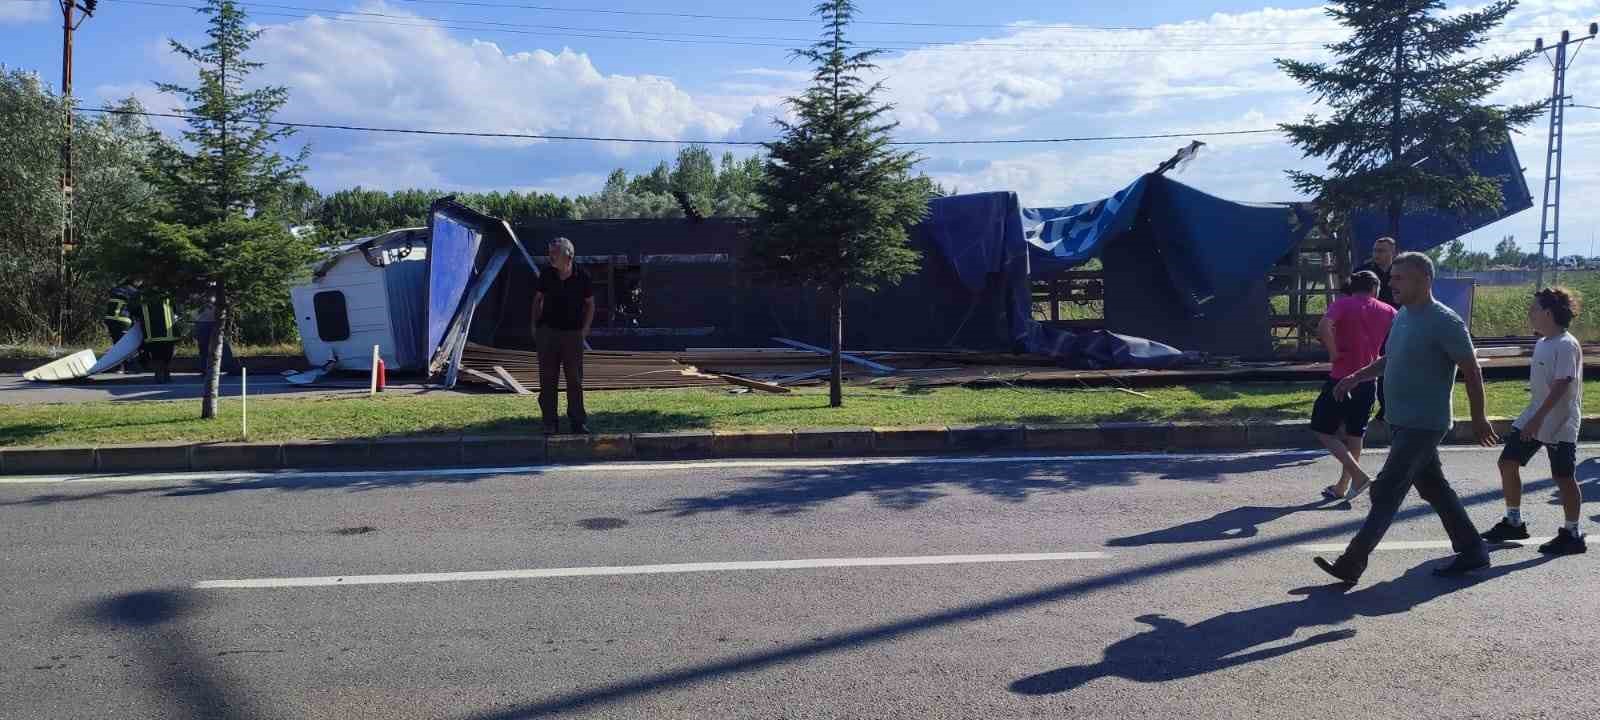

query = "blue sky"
[[4, 0, 1599, 253]]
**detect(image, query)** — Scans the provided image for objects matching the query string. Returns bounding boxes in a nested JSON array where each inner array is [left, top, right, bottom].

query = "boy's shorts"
[[1499, 427, 1578, 477]]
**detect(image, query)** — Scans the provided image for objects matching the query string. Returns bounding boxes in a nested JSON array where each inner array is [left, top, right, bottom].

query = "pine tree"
[[1277, 0, 1543, 234], [111, 0, 317, 419], [750, 0, 929, 408]]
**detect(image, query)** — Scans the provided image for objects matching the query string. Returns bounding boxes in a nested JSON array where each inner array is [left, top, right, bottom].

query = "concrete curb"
[[1, 416, 1590, 476]]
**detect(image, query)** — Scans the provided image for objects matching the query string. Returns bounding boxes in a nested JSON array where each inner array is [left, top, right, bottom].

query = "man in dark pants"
[[1315, 252, 1497, 583], [1357, 236, 1398, 422], [137, 294, 181, 384], [102, 284, 141, 373], [533, 237, 594, 435]]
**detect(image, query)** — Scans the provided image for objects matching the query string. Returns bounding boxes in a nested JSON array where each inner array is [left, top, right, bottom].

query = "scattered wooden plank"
[[492, 365, 534, 395], [460, 367, 512, 392], [771, 337, 896, 374], [774, 368, 831, 386], [711, 373, 792, 394]]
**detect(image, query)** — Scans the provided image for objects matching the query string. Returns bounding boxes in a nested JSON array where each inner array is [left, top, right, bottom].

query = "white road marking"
[[1296, 537, 1588, 552], [194, 551, 1113, 589], [0, 450, 1325, 485]]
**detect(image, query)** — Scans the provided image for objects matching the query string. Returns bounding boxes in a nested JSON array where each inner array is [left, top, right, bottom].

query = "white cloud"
[[867, 6, 1339, 134], [0, 0, 48, 24], [243, 5, 736, 156], [92, 82, 187, 136], [303, 138, 447, 190]]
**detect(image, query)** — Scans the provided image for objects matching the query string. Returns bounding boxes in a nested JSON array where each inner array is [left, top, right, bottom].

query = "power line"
[[375, 0, 1596, 37], [386, 0, 1246, 32], [15, 0, 1568, 55], [82, 106, 1282, 145], [98, 0, 1351, 54], [8, 0, 1586, 38], [97, 0, 1556, 56], [200, 0, 1353, 50]]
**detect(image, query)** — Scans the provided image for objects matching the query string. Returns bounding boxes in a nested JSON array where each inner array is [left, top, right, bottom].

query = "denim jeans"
[[1338, 426, 1487, 572]]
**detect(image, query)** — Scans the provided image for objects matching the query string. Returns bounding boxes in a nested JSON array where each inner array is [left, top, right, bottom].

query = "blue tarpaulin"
[[1350, 139, 1534, 261], [425, 211, 483, 362], [1022, 175, 1312, 310], [1433, 277, 1477, 326], [912, 147, 1531, 365], [919, 184, 1208, 368], [1141, 179, 1315, 311], [1022, 177, 1147, 275]]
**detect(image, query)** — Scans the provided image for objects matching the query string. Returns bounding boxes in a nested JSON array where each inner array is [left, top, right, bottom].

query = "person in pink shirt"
[[1313, 270, 1398, 502]]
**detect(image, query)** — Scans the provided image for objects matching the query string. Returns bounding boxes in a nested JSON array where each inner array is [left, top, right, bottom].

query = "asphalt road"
[[2, 448, 1596, 719], [0, 372, 444, 405]]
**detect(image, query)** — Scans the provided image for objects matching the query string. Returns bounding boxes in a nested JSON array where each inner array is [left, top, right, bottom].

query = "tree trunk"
[[829, 285, 843, 408], [1388, 27, 1406, 238], [200, 295, 227, 419]]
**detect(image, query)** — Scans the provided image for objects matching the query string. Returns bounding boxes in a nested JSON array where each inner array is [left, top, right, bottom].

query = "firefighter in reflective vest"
[[137, 295, 181, 384], [102, 285, 140, 373]]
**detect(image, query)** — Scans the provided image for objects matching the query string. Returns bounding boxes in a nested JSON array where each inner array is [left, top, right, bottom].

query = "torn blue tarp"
[[1024, 326, 1196, 370], [1350, 137, 1534, 261], [1023, 175, 1313, 311], [921, 190, 1028, 294], [426, 210, 483, 362], [1140, 178, 1315, 311], [919, 192, 1033, 352], [917, 189, 1197, 368], [1022, 176, 1147, 275]]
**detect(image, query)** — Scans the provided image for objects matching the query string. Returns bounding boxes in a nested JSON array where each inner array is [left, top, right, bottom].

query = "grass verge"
[[0, 380, 1575, 447]]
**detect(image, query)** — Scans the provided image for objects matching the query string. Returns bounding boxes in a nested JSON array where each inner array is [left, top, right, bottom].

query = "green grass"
[[1035, 301, 1103, 321], [1470, 275, 1600, 341], [0, 379, 1574, 447], [1270, 273, 1600, 343], [2, 341, 302, 360], [173, 341, 303, 358]]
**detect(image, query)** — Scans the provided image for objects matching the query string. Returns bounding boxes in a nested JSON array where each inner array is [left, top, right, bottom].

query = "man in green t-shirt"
[[1314, 252, 1497, 583]]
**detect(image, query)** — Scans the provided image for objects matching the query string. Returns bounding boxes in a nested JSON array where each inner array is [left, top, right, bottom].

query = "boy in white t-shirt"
[[1481, 287, 1586, 555]]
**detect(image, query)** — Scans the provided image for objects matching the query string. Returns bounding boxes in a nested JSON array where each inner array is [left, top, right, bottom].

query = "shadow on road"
[[1105, 499, 1342, 547], [648, 452, 1319, 517], [0, 468, 541, 507], [1009, 552, 1552, 695], [77, 589, 260, 720], [1538, 458, 1600, 521], [462, 477, 1561, 719]]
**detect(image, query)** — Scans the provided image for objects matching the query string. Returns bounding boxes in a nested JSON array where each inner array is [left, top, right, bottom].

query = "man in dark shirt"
[[1356, 236, 1397, 308], [533, 237, 595, 435], [1356, 236, 1398, 421]]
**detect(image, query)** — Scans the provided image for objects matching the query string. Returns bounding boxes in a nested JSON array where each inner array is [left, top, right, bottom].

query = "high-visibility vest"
[[103, 298, 130, 323], [139, 297, 180, 343]]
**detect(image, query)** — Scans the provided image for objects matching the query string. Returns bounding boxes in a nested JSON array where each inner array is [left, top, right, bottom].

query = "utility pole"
[[54, 0, 96, 344], [1533, 22, 1597, 290]]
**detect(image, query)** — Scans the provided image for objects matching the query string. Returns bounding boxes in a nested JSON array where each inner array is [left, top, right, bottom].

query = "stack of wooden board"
[[459, 343, 727, 391]]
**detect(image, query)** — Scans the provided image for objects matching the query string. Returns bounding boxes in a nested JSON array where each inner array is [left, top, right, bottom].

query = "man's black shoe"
[[1314, 556, 1361, 584], [1538, 528, 1588, 556], [1432, 553, 1490, 577], [1481, 519, 1530, 543], [543, 425, 560, 436]]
